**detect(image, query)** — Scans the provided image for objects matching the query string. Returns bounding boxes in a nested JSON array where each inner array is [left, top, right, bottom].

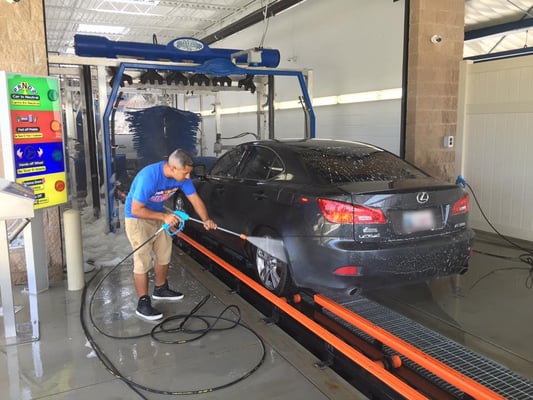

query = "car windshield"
[[297, 146, 428, 184]]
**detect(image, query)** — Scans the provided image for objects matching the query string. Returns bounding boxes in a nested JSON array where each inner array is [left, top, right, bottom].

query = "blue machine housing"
[[73, 35, 315, 231], [74, 34, 280, 68]]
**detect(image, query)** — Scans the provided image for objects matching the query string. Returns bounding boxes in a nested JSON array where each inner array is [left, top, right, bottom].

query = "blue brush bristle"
[[126, 105, 200, 167]]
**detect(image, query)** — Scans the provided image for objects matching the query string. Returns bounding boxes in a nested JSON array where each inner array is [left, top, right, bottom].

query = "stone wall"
[[406, 0, 464, 182]]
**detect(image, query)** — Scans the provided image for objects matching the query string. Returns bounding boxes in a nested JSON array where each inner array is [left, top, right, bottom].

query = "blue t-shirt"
[[124, 161, 196, 218]]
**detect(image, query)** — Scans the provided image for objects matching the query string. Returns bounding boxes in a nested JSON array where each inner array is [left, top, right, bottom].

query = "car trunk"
[[338, 179, 469, 243]]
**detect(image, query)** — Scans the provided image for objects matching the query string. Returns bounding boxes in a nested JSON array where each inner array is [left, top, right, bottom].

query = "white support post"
[[0, 220, 17, 339], [24, 210, 49, 294]]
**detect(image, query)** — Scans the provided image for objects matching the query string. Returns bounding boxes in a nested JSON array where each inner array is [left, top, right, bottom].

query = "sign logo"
[[172, 38, 205, 52], [416, 192, 429, 204], [11, 81, 41, 106], [13, 81, 38, 95]]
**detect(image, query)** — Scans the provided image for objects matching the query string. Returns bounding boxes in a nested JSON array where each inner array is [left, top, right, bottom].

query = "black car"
[[175, 138, 474, 296]]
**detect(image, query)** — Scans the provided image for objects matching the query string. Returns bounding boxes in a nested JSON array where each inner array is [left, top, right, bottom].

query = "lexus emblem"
[[416, 192, 429, 204]]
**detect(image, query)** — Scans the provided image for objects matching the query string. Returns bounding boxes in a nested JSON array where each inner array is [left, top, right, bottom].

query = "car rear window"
[[297, 147, 428, 183]]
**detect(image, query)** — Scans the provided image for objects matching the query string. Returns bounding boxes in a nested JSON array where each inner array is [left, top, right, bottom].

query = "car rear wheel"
[[253, 230, 294, 296]]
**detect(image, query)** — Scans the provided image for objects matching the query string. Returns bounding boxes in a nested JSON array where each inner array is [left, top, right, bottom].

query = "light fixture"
[[90, 0, 161, 16], [379, 88, 402, 100], [91, 9, 162, 16], [111, 0, 160, 4], [77, 24, 129, 35], [197, 88, 402, 116], [312, 96, 337, 106], [338, 91, 377, 104], [276, 99, 301, 110]]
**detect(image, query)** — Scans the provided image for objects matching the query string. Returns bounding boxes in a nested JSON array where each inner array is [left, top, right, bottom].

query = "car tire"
[[173, 192, 186, 211], [252, 229, 294, 297]]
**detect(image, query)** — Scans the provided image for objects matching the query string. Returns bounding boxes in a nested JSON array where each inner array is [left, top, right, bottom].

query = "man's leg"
[[152, 260, 184, 301], [151, 229, 183, 300], [153, 263, 169, 287], [126, 218, 163, 320], [134, 271, 149, 297]]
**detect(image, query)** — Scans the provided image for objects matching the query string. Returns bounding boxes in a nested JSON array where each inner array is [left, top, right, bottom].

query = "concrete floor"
[[0, 251, 364, 400], [1, 229, 532, 399]]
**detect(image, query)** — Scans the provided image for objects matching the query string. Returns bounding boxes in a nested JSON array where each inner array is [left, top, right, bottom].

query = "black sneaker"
[[152, 280, 184, 301], [136, 295, 163, 321]]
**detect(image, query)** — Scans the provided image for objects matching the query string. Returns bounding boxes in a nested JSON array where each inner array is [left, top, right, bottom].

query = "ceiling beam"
[[201, 0, 307, 45], [465, 18, 533, 41], [464, 46, 533, 62]]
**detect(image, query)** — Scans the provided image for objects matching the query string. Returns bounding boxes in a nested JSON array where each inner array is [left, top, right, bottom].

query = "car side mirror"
[[193, 164, 207, 178]]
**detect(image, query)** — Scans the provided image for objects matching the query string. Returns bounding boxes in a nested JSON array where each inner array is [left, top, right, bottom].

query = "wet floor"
[[0, 252, 363, 399], [366, 230, 533, 381], [1, 229, 532, 398]]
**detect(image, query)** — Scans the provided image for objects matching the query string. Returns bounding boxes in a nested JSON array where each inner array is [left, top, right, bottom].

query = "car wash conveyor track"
[[177, 232, 533, 399], [313, 294, 533, 400]]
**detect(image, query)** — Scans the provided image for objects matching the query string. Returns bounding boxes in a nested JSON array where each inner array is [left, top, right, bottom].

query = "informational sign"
[[0, 72, 67, 209]]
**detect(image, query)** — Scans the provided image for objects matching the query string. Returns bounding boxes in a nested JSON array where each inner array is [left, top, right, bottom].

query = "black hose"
[[80, 234, 267, 397], [463, 179, 533, 289]]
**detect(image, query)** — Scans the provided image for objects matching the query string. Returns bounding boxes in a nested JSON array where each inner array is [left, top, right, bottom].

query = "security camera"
[[430, 35, 443, 44], [6, 0, 21, 3]]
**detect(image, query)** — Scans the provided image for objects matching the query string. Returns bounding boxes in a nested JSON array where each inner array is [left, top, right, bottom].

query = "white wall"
[[206, 0, 405, 155], [458, 57, 533, 241], [215, 0, 404, 94]]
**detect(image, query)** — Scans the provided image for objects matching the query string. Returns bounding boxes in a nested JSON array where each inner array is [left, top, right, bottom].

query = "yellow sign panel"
[[12, 100, 41, 106], [17, 172, 67, 210], [17, 166, 46, 174], [14, 133, 43, 139]]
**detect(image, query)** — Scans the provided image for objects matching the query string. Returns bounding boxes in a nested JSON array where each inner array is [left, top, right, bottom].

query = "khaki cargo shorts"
[[125, 218, 172, 274]]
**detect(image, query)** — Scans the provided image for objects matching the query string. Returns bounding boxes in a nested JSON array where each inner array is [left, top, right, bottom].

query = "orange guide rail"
[[314, 294, 506, 400], [178, 233, 429, 400]]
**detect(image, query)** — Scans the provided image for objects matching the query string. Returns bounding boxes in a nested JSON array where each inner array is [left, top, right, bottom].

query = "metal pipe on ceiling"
[[201, 0, 307, 45], [464, 46, 533, 62], [465, 18, 533, 42]]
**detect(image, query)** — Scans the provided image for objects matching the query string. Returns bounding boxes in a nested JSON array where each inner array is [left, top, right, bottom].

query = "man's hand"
[[163, 212, 183, 226], [203, 219, 217, 230]]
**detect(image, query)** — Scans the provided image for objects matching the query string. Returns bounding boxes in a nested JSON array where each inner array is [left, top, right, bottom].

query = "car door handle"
[[253, 191, 267, 200]]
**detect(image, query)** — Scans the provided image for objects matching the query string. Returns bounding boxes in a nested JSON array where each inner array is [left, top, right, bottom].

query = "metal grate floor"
[[324, 294, 533, 399]]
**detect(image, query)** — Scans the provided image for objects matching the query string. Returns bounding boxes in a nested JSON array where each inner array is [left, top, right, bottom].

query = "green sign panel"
[[1, 72, 67, 209]]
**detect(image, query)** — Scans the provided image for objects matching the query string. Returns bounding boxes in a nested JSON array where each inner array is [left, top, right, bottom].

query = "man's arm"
[[131, 199, 180, 225], [186, 192, 217, 230]]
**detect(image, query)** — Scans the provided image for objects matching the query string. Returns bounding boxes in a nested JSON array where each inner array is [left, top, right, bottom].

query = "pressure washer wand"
[[180, 212, 288, 263], [187, 216, 248, 240]]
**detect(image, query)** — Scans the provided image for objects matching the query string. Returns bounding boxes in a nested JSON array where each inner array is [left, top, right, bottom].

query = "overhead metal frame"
[[103, 61, 316, 231], [465, 16, 533, 62]]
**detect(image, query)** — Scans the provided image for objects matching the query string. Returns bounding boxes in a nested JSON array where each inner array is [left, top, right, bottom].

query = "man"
[[124, 149, 217, 321]]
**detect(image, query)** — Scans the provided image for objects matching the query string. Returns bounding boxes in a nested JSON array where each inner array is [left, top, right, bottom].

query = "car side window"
[[239, 146, 282, 180], [209, 147, 245, 178]]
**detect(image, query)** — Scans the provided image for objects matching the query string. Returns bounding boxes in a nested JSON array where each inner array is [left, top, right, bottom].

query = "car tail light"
[[318, 198, 387, 224], [334, 266, 359, 276], [318, 198, 354, 223], [451, 193, 469, 216], [353, 204, 387, 224]]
